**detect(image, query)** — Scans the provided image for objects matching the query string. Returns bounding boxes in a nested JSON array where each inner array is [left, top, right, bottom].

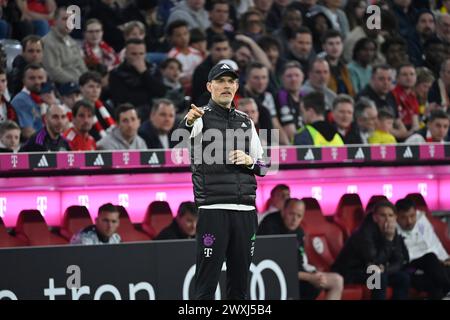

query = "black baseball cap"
[[207, 63, 239, 82], [58, 82, 81, 96]]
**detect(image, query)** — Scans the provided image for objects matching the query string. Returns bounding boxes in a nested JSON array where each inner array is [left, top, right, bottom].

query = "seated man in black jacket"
[[154, 202, 198, 240], [332, 200, 411, 300], [258, 198, 344, 300]]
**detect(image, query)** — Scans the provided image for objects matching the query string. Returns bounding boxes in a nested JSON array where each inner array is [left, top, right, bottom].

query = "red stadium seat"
[[300, 198, 363, 299], [365, 195, 388, 213], [60, 206, 93, 241], [116, 206, 151, 242], [0, 217, 27, 248], [334, 194, 365, 239], [142, 201, 173, 238], [15, 210, 67, 246]]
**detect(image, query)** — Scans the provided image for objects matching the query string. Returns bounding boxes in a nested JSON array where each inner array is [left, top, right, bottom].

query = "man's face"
[[210, 41, 232, 63], [397, 207, 417, 231], [428, 118, 450, 141], [415, 81, 432, 99], [333, 102, 354, 130], [234, 46, 252, 69], [386, 44, 408, 68], [207, 76, 239, 106], [46, 106, 68, 136], [441, 61, 450, 86], [281, 201, 305, 231], [176, 212, 198, 237], [61, 92, 82, 109], [272, 188, 291, 211], [266, 45, 280, 66], [0, 129, 20, 150], [209, 3, 229, 26], [282, 67, 304, 92], [0, 73, 7, 95], [290, 33, 313, 59], [373, 206, 397, 232], [125, 44, 146, 65], [96, 211, 120, 238], [80, 80, 101, 103], [150, 104, 175, 134], [127, 27, 145, 41], [74, 106, 94, 134], [239, 101, 259, 124], [161, 61, 181, 82], [358, 106, 378, 132], [323, 36, 343, 60], [23, 68, 46, 93], [56, 9, 72, 35], [285, 10, 302, 30], [171, 26, 190, 48], [247, 67, 269, 94], [357, 41, 376, 66], [416, 13, 435, 38], [119, 109, 140, 140], [23, 41, 43, 64], [397, 66, 417, 89], [371, 69, 393, 95], [84, 22, 104, 46], [309, 61, 330, 87], [437, 14, 450, 43]]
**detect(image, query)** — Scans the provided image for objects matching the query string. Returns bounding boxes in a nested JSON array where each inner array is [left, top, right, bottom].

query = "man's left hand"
[[229, 150, 253, 167]]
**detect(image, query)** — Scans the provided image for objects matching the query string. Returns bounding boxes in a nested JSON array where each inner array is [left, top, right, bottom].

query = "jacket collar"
[[208, 98, 235, 118]]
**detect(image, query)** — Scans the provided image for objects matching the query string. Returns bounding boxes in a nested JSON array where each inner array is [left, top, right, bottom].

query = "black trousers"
[[194, 208, 258, 300]]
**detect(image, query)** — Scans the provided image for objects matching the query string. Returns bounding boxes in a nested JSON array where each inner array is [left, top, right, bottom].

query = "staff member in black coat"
[[178, 62, 268, 300]]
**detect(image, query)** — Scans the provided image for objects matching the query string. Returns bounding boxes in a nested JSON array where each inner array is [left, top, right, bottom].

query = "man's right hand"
[[186, 104, 204, 126]]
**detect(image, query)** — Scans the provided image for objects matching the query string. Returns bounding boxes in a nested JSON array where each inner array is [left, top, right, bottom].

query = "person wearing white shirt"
[[395, 198, 450, 299]]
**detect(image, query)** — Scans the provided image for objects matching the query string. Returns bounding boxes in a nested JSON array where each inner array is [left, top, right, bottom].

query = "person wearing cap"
[[178, 62, 268, 300], [59, 82, 82, 121]]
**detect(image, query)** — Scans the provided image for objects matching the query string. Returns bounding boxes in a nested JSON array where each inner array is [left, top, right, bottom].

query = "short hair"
[[160, 58, 182, 71], [232, 40, 252, 53], [371, 64, 392, 77], [303, 91, 325, 115], [79, 71, 102, 86], [84, 18, 102, 31], [21, 35, 42, 51], [332, 94, 354, 110], [123, 20, 146, 37], [396, 63, 415, 77], [257, 35, 282, 53], [125, 38, 146, 47], [373, 200, 397, 215], [381, 36, 406, 56], [151, 98, 175, 113], [428, 109, 450, 122], [281, 60, 304, 75], [177, 201, 198, 218], [416, 67, 435, 84], [354, 97, 376, 119], [352, 37, 377, 61], [271, 184, 290, 198], [115, 103, 137, 122], [283, 197, 304, 209], [166, 20, 189, 37], [0, 120, 20, 137], [238, 97, 257, 109], [246, 62, 267, 78], [321, 29, 343, 44], [98, 203, 119, 216], [0, 66, 5, 75], [286, 26, 312, 41], [72, 99, 95, 118], [207, 0, 229, 11], [378, 108, 395, 120], [309, 57, 328, 73], [190, 28, 206, 45], [54, 6, 67, 19], [209, 34, 230, 49], [395, 198, 416, 214], [23, 63, 44, 77]]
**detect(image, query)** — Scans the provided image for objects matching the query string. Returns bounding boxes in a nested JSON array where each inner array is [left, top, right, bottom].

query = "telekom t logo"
[[36, 196, 48, 216], [78, 195, 89, 208], [11, 155, 18, 168], [0, 197, 6, 218], [118, 194, 129, 208]]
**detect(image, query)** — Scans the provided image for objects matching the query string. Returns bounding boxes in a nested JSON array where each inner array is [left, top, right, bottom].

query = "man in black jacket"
[[154, 202, 198, 240], [332, 200, 411, 300], [178, 62, 268, 300]]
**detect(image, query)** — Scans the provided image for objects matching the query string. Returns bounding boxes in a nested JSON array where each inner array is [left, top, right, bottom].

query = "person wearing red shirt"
[[64, 100, 96, 151]]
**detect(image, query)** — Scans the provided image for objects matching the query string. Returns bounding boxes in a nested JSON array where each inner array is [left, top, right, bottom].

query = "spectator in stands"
[[348, 38, 377, 94], [253, 0, 276, 32], [8, 35, 43, 96], [58, 82, 81, 122], [414, 67, 435, 126], [275, 61, 305, 142], [189, 28, 208, 59], [293, 91, 343, 146], [154, 201, 198, 240], [392, 0, 417, 38], [306, 9, 333, 53], [118, 20, 146, 61], [167, 0, 210, 31], [20, 104, 70, 152], [422, 37, 447, 79], [301, 58, 336, 111], [167, 20, 204, 93], [428, 58, 450, 111], [239, 9, 266, 41], [380, 36, 410, 72], [391, 64, 420, 138], [395, 198, 450, 299], [368, 109, 397, 145], [82, 19, 120, 72], [243, 62, 289, 145], [332, 200, 411, 300], [63, 100, 96, 151], [407, 9, 436, 67], [354, 98, 378, 144], [191, 35, 232, 104], [322, 30, 355, 96], [109, 38, 166, 121], [0, 120, 21, 152], [436, 13, 450, 45], [42, 6, 87, 85], [11, 63, 46, 140], [272, 4, 304, 54], [238, 97, 260, 129], [405, 110, 450, 143], [159, 58, 185, 114], [97, 103, 147, 150], [257, 35, 286, 92], [258, 198, 344, 300], [0, 67, 17, 124], [138, 98, 176, 149], [331, 94, 362, 144], [344, 0, 367, 31], [205, 0, 234, 47], [316, 0, 350, 37], [15, 0, 55, 37], [71, 203, 121, 245], [79, 71, 115, 141], [285, 27, 315, 76], [259, 183, 290, 223]]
